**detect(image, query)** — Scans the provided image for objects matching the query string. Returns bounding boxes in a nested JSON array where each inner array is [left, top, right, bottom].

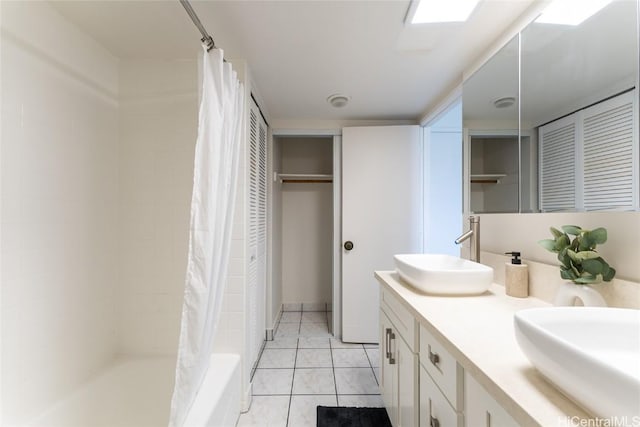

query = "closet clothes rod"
[[278, 173, 333, 184], [282, 179, 333, 184]]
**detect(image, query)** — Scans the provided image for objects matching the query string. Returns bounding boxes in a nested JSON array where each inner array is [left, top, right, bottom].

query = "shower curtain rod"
[[179, 0, 215, 51]]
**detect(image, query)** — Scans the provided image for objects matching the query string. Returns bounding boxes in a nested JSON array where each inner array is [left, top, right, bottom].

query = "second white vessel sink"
[[514, 307, 640, 419], [393, 254, 493, 295]]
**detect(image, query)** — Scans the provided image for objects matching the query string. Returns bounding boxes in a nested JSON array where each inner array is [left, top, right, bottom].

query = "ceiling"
[[50, 0, 536, 122]]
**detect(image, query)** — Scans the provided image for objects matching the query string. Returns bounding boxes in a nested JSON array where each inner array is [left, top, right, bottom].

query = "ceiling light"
[[493, 97, 516, 109], [409, 0, 480, 24], [327, 94, 350, 108], [535, 0, 612, 26]]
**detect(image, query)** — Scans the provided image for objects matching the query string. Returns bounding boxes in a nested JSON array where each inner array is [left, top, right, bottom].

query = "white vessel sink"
[[514, 307, 640, 419], [393, 254, 493, 295]]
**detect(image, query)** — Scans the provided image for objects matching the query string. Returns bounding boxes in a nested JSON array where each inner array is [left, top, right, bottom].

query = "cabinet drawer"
[[381, 287, 417, 352], [465, 372, 518, 427], [420, 364, 463, 427], [420, 324, 463, 411]]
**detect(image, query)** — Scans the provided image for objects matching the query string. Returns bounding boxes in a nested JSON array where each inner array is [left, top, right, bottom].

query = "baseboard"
[[266, 306, 283, 341], [241, 382, 252, 413], [282, 302, 330, 312]]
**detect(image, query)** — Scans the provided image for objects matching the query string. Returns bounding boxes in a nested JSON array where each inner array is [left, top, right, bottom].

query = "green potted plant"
[[538, 225, 616, 284]]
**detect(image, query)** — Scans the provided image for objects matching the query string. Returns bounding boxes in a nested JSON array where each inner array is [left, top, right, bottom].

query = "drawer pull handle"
[[430, 415, 440, 427], [428, 347, 440, 366]]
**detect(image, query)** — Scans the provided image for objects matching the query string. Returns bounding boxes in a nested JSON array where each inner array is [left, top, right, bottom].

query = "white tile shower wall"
[[118, 59, 250, 368], [212, 141, 246, 356], [1, 2, 119, 423], [118, 60, 198, 355]]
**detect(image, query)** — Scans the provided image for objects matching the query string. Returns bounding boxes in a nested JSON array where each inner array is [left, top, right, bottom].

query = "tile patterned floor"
[[236, 308, 383, 427]]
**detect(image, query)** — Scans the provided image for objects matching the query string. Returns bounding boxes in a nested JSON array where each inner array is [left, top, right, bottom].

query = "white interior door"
[[341, 125, 423, 343]]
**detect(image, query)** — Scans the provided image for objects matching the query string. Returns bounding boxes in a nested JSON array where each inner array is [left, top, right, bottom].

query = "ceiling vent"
[[327, 94, 350, 108]]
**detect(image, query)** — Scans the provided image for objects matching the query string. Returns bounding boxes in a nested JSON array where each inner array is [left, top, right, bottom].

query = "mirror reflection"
[[463, 36, 522, 214], [521, 0, 638, 212]]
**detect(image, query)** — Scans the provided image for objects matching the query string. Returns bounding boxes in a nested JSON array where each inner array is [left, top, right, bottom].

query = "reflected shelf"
[[470, 174, 507, 184]]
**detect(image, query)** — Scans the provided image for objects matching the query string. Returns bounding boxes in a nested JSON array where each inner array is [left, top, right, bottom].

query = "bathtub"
[[27, 354, 241, 427]]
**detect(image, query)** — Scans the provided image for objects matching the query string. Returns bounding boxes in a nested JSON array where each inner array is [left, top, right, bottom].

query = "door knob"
[[344, 241, 354, 251]]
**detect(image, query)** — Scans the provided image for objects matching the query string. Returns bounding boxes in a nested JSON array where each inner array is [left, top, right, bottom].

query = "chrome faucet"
[[455, 216, 480, 262]]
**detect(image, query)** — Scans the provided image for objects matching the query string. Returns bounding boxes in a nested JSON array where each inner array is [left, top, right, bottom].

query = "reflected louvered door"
[[582, 90, 637, 211], [248, 98, 267, 368], [539, 115, 577, 211]]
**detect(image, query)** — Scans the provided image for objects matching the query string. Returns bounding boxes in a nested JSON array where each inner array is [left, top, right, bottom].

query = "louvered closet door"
[[248, 98, 267, 368], [539, 115, 577, 212], [582, 91, 637, 211]]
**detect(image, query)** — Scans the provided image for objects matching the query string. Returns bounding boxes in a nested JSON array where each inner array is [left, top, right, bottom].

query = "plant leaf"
[[566, 249, 579, 262], [574, 251, 600, 261], [578, 232, 595, 251], [562, 225, 582, 236], [550, 227, 564, 239], [574, 276, 600, 284], [582, 258, 604, 275], [538, 239, 557, 252], [603, 266, 616, 282], [560, 268, 577, 281], [558, 250, 571, 268], [555, 234, 570, 251], [590, 227, 608, 244]]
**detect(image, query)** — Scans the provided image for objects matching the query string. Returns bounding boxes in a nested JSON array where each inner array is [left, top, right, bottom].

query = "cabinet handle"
[[385, 328, 392, 360], [428, 345, 440, 367], [389, 331, 396, 365], [430, 416, 440, 427]]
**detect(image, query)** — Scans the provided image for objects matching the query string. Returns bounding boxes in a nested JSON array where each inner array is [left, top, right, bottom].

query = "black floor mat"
[[316, 406, 392, 427]]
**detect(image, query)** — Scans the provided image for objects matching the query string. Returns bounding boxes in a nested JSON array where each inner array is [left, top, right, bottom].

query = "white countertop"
[[374, 271, 593, 427]]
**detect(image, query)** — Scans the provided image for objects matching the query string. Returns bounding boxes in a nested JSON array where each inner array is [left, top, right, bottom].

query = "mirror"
[[463, 0, 639, 213], [520, 0, 638, 211], [463, 36, 522, 213]]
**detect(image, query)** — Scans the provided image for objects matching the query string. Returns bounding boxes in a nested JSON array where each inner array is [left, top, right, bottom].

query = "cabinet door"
[[420, 365, 462, 427], [380, 310, 397, 425], [397, 335, 418, 427], [465, 372, 518, 427]]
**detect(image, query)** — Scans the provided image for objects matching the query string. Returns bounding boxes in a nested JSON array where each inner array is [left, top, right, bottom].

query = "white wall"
[[1, 2, 119, 423], [268, 135, 283, 329], [117, 60, 198, 355], [424, 102, 463, 255], [282, 184, 333, 305]]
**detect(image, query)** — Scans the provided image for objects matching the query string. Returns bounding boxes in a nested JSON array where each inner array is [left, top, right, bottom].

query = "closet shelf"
[[278, 173, 333, 184], [470, 174, 506, 184]]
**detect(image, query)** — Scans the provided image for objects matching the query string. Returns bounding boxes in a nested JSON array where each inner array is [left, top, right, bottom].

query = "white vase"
[[553, 282, 607, 307]]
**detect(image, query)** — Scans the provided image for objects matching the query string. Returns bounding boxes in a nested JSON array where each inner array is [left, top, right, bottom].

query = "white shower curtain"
[[169, 47, 245, 427]]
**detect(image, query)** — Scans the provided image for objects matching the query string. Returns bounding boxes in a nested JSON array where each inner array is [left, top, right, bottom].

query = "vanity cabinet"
[[380, 288, 419, 427], [376, 271, 592, 426], [379, 284, 519, 427]]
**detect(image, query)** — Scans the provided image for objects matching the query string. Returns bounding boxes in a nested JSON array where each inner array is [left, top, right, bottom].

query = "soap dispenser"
[[505, 251, 528, 298]]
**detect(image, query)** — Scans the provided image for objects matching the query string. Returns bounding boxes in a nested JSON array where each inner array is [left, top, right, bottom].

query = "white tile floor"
[[236, 308, 383, 427]]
